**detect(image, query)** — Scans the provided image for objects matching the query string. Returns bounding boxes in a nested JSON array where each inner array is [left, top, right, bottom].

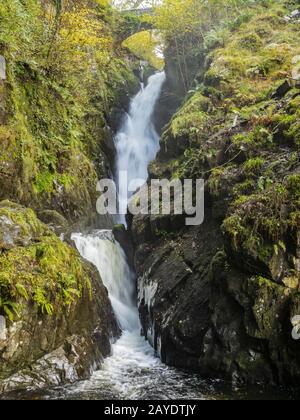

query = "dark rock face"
[[134, 213, 221, 370], [133, 206, 300, 385], [113, 224, 135, 270], [133, 110, 300, 385]]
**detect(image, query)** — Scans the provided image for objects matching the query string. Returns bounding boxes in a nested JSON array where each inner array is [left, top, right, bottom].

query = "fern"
[[33, 288, 54, 316], [61, 288, 81, 305], [0, 297, 20, 322], [57, 273, 81, 306], [15, 283, 29, 300]]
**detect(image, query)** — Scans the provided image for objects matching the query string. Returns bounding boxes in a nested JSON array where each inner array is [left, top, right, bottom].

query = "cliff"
[[132, 0, 300, 385]]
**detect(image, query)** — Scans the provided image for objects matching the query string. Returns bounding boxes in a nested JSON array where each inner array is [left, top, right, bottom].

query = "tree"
[[122, 30, 164, 69], [154, 0, 266, 92], [154, 0, 203, 92]]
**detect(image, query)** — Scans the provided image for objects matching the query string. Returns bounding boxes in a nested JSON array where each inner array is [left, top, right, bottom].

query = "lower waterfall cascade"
[[68, 230, 213, 400]]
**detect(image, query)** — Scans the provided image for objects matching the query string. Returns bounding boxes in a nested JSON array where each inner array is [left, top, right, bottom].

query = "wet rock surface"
[[134, 214, 222, 370], [133, 207, 300, 385]]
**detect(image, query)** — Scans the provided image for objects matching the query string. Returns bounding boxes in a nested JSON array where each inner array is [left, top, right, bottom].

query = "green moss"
[[0, 235, 90, 317], [205, 6, 300, 107], [243, 157, 265, 176], [233, 195, 253, 206], [239, 33, 263, 52], [0, 203, 92, 321], [272, 98, 300, 147], [172, 148, 206, 179], [222, 214, 247, 251], [289, 211, 300, 229], [170, 92, 211, 139], [222, 173, 297, 263], [0, 201, 44, 238], [247, 275, 288, 339], [232, 126, 273, 152], [287, 174, 300, 228], [113, 224, 126, 233], [233, 179, 256, 196], [208, 167, 226, 197], [33, 171, 55, 195], [208, 165, 238, 198], [286, 122, 300, 148], [287, 174, 300, 199], [204, 67, 224, 87]]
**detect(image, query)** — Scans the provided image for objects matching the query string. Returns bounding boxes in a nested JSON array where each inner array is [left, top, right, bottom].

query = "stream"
[[59, 72, 220, 400]]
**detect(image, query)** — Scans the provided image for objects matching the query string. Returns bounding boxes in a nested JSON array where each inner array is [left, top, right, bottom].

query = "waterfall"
[[71, 231, 139, 332], [72, 72, 166, 334], [115, 72, 166, 223], [64, 72, 204, 399]]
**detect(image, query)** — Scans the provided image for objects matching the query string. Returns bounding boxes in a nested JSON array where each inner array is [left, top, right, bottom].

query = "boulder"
[[0, 202, 43, 250]]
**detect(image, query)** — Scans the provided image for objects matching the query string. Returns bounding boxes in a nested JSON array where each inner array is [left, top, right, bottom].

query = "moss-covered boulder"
[[0, 201, 118, 393]]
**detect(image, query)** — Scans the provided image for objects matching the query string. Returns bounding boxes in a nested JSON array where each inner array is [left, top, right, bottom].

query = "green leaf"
[[279, 241, 286, 252], [16, 283, 29, 300], [4, 306, 15, 322]]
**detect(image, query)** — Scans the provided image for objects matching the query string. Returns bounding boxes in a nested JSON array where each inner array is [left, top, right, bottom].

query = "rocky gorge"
[[0, 0, 300, 399]]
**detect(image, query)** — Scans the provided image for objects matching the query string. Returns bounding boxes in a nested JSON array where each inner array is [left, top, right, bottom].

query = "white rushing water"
[[69, 230, 210, 400], [62, 73, 216, 400], [69, 73, 171, 398], [72, 231, 139, 332], [114, 72, 166, 223]]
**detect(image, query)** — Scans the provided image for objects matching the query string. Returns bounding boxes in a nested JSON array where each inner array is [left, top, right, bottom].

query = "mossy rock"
[[0, 202, 92, 321], [239, 33, 263, 52], [0, 201, 45, 250], [246, 276, 288, 340], [37, 210, 69, 235]]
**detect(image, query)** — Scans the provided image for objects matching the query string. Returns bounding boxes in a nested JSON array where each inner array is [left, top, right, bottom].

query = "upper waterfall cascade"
[[115, 72, 166, 223]]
